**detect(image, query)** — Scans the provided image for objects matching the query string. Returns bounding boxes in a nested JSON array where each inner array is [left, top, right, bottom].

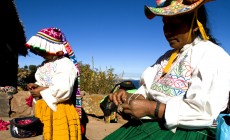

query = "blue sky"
[[16, 0, 230, 79]]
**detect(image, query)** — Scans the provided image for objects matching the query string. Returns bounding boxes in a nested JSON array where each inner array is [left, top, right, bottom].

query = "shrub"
[[18, 62, 121, 94], [78, 61, 120, 95]]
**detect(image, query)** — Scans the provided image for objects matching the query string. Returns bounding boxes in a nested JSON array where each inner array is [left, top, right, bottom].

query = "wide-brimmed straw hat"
[[144, 0, 214, 76], [145, 0, 212, 19], [25, 27, 69, 55]]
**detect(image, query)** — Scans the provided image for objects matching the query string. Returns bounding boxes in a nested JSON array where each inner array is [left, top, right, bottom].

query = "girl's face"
[[163, 15, 194, 49], [31, 49, 56, 62], [42, 54, 56, 62]]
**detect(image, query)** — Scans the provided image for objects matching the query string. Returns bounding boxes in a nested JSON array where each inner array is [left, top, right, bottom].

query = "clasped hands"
[[108, 89, 152, 119]]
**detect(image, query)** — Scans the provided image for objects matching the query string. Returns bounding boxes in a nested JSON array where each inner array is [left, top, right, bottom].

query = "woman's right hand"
[[108, 89, 129, 106]]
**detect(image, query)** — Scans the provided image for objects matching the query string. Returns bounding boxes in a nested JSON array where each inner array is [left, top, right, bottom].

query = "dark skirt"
[[103, 120, 216, 140]]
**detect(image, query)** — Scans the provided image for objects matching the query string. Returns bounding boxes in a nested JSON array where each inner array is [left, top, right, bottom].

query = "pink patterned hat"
[[25, 27, 68, 55], [145, 0, 213, 19]]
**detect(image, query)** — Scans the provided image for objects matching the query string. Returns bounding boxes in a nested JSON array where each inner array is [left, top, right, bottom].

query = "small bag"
[[216, 114, 230, 140], [10, 116, 43, 138]]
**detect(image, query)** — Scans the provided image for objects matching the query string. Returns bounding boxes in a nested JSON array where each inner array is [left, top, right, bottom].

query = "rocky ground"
[[0, 115, 123, 140], [0, 92, 126, 140]]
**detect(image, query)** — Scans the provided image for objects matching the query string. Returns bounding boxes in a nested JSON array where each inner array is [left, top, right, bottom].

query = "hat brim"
[[144, 0, 212, 19], [25, 36, 67, 55]]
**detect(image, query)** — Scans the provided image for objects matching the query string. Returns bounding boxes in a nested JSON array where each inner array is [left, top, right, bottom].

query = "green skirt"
[[103, 120, 216, 140]]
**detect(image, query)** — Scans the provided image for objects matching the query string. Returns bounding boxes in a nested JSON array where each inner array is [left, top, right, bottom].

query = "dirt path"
[[0, 116, 122, 140], [85, 116, 122, 140]]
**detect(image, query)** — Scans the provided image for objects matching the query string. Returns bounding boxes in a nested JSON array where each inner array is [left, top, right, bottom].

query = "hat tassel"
[[196, 18, 209, 40], [188, 10, 209, 42], [162, 49, 179, 76], [187, 11, 196, 43], [195, 9, 209, 40]]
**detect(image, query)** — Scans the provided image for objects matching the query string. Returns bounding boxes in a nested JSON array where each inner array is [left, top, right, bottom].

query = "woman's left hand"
[[122, 99, 152, 119]]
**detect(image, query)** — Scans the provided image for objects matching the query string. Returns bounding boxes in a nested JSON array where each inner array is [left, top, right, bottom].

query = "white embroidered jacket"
[[35, 57, 78, 111], [136, 38, 230, 131]]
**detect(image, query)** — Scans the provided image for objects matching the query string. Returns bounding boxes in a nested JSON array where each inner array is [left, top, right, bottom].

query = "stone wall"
[[1, 91, 127, 124], [0, 92, 10, 117], [82, 93, 105, 117]]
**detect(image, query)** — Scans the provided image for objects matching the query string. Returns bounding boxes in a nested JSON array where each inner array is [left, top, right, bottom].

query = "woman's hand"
[[107, 89, 166, 120], [122, 99, 151, 119], [108, 89, 129, 106], [122, 99, 166, 119]]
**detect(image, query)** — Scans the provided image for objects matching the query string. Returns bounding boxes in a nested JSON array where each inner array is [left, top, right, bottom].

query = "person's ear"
[[56, 51, 64, 56]]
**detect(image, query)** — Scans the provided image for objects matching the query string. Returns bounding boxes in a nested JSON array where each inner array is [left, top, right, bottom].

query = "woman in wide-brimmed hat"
[[26, 27, 82, 140], [104, 0, 230, 139]]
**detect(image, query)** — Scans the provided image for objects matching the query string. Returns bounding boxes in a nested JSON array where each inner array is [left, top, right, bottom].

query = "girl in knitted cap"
[[104, 0, 230, 140], [26, 27, 81, 140]]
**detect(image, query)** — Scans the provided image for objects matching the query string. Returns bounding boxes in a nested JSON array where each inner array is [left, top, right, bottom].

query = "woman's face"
[[163, 15, 192, 49]]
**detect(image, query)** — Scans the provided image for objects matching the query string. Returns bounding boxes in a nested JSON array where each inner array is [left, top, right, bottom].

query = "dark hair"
[[183, 5, 219, 45]]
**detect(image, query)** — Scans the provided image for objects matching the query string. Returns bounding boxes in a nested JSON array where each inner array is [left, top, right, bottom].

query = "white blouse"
[[136, 37, 230, 131], [35, 57, 78, 111]]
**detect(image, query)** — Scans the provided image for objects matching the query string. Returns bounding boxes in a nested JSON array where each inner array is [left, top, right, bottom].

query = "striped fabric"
[[64, 42, 82, 118]]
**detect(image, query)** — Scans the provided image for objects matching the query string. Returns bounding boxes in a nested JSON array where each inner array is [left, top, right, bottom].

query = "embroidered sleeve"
[[39, 58, 77, 111]]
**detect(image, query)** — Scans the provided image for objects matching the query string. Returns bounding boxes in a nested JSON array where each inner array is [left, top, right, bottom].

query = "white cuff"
[[165, 96, 182, 131], [40, 89, 58, 111]]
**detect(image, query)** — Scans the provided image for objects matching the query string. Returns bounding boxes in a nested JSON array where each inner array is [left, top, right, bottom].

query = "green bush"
[[19, 61, 121, 94], [78, 61, 120, 95]]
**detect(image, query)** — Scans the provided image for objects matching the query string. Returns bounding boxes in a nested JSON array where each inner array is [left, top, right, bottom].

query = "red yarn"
[[0, 119, 10, 131], [81, 124, 85, 135], [25, 95, 33, 107]]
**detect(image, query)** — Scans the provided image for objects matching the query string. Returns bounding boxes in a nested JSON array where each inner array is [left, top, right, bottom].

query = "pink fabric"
[[39, 27, 64, 42], [0, 119, 10, 131], [25, 95, 33, 107]]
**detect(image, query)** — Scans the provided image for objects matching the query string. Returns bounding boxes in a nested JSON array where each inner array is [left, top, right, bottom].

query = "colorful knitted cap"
[[25, 27, 68, 55], [144, 0, 212, 19]]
